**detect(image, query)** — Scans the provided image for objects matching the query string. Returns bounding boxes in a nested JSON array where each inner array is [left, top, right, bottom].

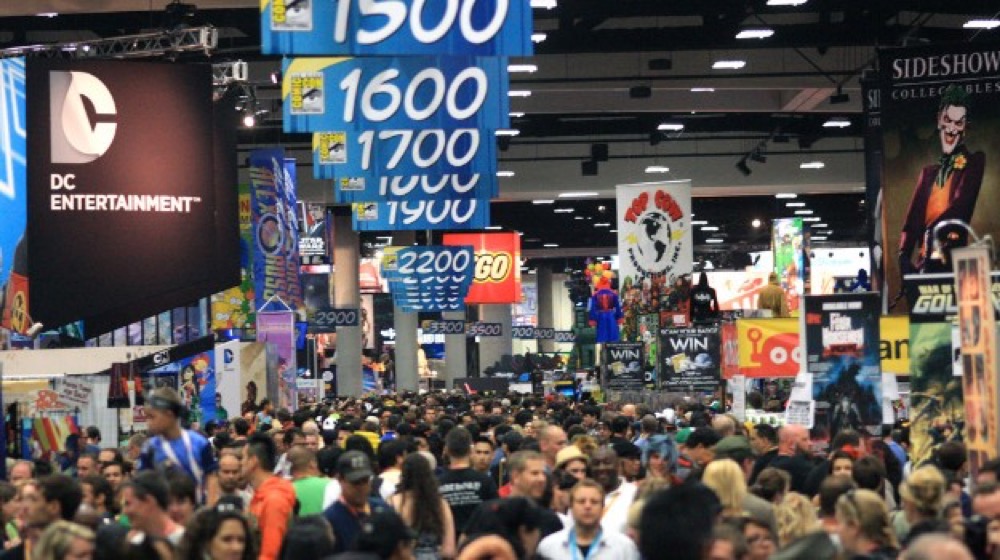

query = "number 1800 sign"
[[283, 56, 509, 134]]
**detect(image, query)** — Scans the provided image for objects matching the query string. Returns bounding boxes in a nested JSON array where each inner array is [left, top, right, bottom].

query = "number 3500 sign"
[[262, 0, 533, 57]]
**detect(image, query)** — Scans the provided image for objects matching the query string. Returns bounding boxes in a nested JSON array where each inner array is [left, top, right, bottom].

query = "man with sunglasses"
[[324, 450, 390, 554]]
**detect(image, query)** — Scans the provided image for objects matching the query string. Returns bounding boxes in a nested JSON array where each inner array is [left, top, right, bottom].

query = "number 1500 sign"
[[261, 0, 533, 57], [283, 56, 509, 133]]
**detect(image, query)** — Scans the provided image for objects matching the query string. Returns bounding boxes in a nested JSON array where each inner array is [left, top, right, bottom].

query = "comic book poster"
[[804, 293, 882, 438], [659, 325, 721, 392], [879, 43, 1000, 313], [144, 352, 215, 426], [257, 311, 298, 411]]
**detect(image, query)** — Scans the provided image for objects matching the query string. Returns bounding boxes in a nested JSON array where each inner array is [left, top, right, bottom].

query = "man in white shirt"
[[538, 478, 639, 560], [590, 447, 637, 535]]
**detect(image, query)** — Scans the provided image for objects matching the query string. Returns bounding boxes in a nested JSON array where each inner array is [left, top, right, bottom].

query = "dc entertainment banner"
[[804, 293, 882, 438], [603, 342, 646, 392], [659, 325, 721, 392], [879, 43, 1000, 312], [257, 311, 298, 411], [616, 181, 693, 288], [0, 58, 27, 334], [249, 149, 303, 311]]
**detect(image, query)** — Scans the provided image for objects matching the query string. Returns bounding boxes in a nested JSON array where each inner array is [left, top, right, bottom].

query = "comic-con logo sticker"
[[270, 0, 313, 31], [289, 72, 324, 115], [622, 189, 686, 279], [317, 132, 346, 164]]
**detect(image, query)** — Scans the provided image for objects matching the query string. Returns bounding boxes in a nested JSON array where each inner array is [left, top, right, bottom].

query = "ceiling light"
[[495, 129, 520, 136], [509, 111, 525, 118], [692, 220, 708, 225], [543, 243, 559, 248], [508, 64, 538, 73], [574, 216, 585, 220], [485, 226, 502, 230], [767, 0, 808, 5], [800, 161, 825, 169], [701, 226, 720, 232], [36, 12, 58, 17], [496, 171, 515, 177], [713, 60, 747, 70], [645, 166, 670, 173], [242, 112, 256, 128], [532, 199, 554, 205], [658, 123, 684, 131], [531, 33, 547, 43], [736, 28, 775, 39], [829, 88, 850, 104], [553, 208, 574, 213], [530, 0, 557, 8], [794, 210, 814, 215], [509, 90, 532, 97], [786, 202, 806, 207], [706, 239, 725, 244], [813, 223, 828, 228], [690, 88, 715, 92], [594, 222, 611, 227], [802, 217, 821, 222], [752, 218, 762, 228], [775, 193, 797, 199], [823, 117, 851, 128], [964, 19, 1000, 29], [811, 236, 828, 241], [610, 229, 618, 233], [558, 191, 599, 198]]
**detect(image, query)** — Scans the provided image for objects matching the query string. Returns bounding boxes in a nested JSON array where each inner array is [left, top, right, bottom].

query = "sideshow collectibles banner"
[[352, 199, 490, 231], [603, 342, 645, 392], [298, 202, 330, 265], [443, 232, 521, 304], [249, 149, 303, 311], [804, 293, 883, 438], [260, 0, 533, 57], [282, 57, 509, 133], [211, 184, 256, 331], [862, 76, 885, 297], [0, 58, 27, 334], [659, 325, 721, 392], [953, 245, 999, 477], [879, 42, 1000, 313], [25, 59, 239, 334], [616, 181, 693, 288], [705, 270, 772, 310], [257, 311, 298, 411], [772, 218, 806, 313]]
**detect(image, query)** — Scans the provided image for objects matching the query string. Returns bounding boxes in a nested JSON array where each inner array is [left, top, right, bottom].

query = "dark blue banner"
[[249, 149, 304, 311], [351, 198, 490, 231], [282, 56, 509, 133], [261, 0, 533, 57], [0, 58, 27, 334], [382, 245, 474, 312]]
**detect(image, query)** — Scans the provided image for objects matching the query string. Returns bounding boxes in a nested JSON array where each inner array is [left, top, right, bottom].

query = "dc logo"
[[50, 71, 117, 164]]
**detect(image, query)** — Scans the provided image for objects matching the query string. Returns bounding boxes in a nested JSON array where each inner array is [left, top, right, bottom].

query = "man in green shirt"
[[289, 446, 339, 515]]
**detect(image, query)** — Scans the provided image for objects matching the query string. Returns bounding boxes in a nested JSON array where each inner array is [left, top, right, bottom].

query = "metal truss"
[[0, 26, 218, 60]]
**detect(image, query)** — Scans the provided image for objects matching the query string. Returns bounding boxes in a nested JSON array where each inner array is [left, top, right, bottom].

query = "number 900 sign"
[[284, 56, 509, 133]]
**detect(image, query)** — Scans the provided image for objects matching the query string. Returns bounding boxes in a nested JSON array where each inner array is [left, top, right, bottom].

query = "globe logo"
[[637, 211, 674, 267]]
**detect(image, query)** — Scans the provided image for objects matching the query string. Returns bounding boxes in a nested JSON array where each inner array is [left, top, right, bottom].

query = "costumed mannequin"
[[588, 276, 623, 343], [689, 272, 720, 323]]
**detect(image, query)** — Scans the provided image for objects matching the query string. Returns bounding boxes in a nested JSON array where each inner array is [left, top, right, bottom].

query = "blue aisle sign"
[[382, 245, 475, 312], [312, 129, 499, 202], [261, 0, 533, 57], [282, 56, 510, 133], [351, 198, 490, 231]]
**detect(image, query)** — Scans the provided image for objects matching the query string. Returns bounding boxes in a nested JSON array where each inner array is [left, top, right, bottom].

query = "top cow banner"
[[24, 59, 239, 334], [442, 232, 520, 304], [616, 181, 693, 289], [879, 42, 1000, 313]]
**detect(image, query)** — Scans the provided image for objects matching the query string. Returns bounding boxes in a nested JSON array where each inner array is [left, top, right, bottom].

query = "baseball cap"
[[355, 509, 417, 555], [713, 436, 753, 460], [336, 450, 374, 482], [675, 427, 693, 444]]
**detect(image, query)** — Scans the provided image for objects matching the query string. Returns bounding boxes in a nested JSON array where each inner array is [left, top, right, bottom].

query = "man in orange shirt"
[[243, 433, 296, 560]]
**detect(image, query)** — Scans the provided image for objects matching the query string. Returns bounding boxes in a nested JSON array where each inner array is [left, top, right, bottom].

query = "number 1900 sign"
[[283, 56, 509, 134], [261, 0, 533, 57]]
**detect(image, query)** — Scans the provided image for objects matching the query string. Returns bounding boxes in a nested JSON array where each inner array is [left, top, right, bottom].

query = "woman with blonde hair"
[[836, 489, 899, 559], [32, 520, 95, 560], [892, 465, 948, 545], [702, 459, 748, 518], [774, 492, 819, 547]]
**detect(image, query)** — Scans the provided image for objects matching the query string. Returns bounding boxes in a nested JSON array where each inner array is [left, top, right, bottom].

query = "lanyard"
[[569, 527, 603, 560], [158, 430, 204, 489]]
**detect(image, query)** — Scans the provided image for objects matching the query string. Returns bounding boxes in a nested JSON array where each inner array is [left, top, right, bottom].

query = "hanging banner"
[[0, 58, 27, 334], [352, 199, 489, 231], [616, 181, 693, 288], [442, 232, 521, 304], [215, 339, 241, 421], [381, 245, 475, 312], [804, 293, 883, 439], [282, 57, 509, 133], [298, 202, 330, 265], [879, 42, 1000, 312], [953, 245, 999, 478], [861, 76, 885, 296], [249, 149, 304, 311], [603, 342, 646, 392], [736, 318, 802, 378], [211, 184, 256, 331], [772, 218, 806, 313], [260, 0, 533, 57], [257, 311, 298, 411], [659, 325, 721, 392]]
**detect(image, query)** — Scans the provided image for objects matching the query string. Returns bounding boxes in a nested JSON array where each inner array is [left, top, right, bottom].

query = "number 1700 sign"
[[261, 0, 533, 57], [283, 56, 509, 134]]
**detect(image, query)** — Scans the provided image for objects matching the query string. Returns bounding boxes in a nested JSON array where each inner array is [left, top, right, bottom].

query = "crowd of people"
[[2, 386, 997, 560]]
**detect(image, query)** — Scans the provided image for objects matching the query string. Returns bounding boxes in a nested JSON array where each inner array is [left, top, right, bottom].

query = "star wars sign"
[[616, 181, 692, 288]]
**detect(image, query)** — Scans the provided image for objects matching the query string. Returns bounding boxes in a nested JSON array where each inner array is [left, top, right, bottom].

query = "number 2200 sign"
[[283, 56, 509, 134], [261, 0, 533, 57]]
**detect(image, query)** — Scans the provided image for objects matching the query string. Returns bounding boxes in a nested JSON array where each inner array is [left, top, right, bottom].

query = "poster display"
[[705, 270, 772, 311], [249, 149, 303, 311], [879, 43, 1000, 311], [0, 58, 27, 334], [443, 232, 521, 304], [147, 352, 216, 425], [804, 293, 882, 438], [810, 248, 871, 295], [298, 202, 330, 265], [257, 311, 298, 411], [953, 246, 999, 477], [659, 325, 721, 392], [603, 342, 645, 392], [211, 184, 255, 331], [772, 218, 805, 313], [260, 0, 533, 57]]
